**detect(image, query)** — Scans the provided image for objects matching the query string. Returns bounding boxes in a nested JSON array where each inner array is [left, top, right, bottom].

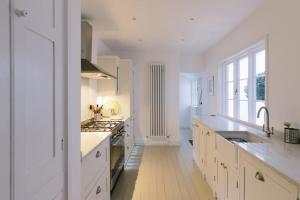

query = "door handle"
[[255, 171, 265, 182], [15, 9, 29, 17]]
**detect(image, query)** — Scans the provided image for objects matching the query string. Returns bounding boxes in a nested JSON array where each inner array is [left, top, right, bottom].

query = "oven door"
[[110, 129, 125, 189]]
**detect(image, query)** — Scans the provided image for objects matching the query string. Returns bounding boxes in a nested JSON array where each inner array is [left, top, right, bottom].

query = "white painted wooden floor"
[[112, 129, 214, 200]]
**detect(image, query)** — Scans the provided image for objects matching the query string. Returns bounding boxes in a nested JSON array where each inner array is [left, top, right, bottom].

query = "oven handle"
[[111, 136, 123, 146]]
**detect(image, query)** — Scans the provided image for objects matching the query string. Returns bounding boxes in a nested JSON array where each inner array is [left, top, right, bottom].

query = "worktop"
[[81, 132, 111, 158], [194, 115, 300, 186]]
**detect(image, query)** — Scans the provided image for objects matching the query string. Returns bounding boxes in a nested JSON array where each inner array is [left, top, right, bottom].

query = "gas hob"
[[81, 120, 123, 132]]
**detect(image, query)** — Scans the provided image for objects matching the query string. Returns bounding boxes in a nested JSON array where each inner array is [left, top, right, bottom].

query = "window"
[[222, 41, 266, 126]]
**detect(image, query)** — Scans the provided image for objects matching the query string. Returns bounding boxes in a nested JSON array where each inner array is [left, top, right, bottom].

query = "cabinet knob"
[[255, 171, 265, 182], [15, 9, 29, 17], [96, 186, 101, 195], [96, 151, 101, 158]]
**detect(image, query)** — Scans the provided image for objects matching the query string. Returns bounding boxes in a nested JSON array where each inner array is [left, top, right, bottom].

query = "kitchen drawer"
[[82, 138, 110, 196], [240, 156, 298, 200], [85, 167, 110, 200]]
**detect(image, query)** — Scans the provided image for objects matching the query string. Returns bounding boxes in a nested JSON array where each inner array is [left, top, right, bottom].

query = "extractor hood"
[[81, 22, 116, 79]]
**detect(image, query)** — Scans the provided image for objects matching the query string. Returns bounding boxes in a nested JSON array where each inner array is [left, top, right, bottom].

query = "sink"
[[218, 132, 267, 143]]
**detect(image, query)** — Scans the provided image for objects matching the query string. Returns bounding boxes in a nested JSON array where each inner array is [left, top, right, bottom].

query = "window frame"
[[220, 39, 268, 127]]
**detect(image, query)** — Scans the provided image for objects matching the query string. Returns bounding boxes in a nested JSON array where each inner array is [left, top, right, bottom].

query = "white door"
[[13, 0, 65, 199]]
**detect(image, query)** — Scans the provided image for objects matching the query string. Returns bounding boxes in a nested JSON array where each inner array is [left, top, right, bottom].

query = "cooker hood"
[[81, 22, 116, 79]]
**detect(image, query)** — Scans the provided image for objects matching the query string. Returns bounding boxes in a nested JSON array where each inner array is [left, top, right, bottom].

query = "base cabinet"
[[216, 158, 239, 200], [240, 151, 298, 200], [81, 138, 110, 200], [192, 120, 217, 191], [193, 118, 300, 200]]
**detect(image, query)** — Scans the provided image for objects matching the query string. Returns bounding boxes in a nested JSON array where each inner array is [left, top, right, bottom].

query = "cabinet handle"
[[96, 186, 101, 195], [255, 171, 265, 182], [96, 151, 101, 158], [220, 162, 224, 167], [15, 9, 29, 17]]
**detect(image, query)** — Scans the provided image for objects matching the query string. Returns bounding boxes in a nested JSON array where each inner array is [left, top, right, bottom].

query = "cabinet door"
[[226, 166, 238, 200], [242, 160, 298, 200], [206, 130, 216, 188], [216, 160, 226, 200], [97, 56, 119, 96], [199, 126, 206, 172], [13, 0, 64, 199], [192, 122, 200, 166]]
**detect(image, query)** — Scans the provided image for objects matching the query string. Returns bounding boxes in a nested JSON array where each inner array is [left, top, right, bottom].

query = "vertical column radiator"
[[150, 64, 166, 138]]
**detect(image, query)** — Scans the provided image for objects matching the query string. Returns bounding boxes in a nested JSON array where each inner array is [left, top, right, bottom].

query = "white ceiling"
[[81, 0, 264, 54]]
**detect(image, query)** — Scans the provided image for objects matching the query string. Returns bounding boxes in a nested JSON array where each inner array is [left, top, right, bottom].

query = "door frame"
[[65, 0, 81, 199]]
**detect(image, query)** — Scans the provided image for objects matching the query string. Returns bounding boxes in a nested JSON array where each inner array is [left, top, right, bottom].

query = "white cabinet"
[[216, 158, 239, 200], [81, 137, 110, 200], [192, 120, 217, 190], [239, 151, 298, 200], [215, 135, 239, 200], [125, 117, 134, 164], [192, 121, 201, 168], [97, 56, 120, 96]]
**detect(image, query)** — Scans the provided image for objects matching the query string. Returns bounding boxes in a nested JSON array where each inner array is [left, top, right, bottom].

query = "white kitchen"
[[1, 0, 300, 200]]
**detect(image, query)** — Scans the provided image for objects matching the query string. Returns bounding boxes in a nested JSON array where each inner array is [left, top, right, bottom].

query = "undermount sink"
[[218, 132, 267, 143]]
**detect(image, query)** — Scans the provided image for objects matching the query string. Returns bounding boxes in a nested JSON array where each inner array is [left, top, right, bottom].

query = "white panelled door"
[[13, 0, 65, 199]]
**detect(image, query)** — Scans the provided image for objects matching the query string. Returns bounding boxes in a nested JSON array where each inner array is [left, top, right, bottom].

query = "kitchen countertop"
[[81, 131, 111, 159], [194, 115, 300, 186]]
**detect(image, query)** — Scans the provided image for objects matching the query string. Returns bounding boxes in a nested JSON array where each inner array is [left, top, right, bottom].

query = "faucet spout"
[[257, 106, 273, 137]]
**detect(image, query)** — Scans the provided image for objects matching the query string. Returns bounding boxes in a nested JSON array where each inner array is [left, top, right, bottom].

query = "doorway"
[[179, 73, 203, 143]]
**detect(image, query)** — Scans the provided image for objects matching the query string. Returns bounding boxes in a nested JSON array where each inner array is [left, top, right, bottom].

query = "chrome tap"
[[257, 106, 274, 137]]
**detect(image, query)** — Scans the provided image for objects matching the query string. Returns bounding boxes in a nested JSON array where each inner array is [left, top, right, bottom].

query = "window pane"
[[239, 57, 248, 79], [239, 101, 248, 121], [256, 101, 265, 125], [226, 63, 234, 82], [256, 50, 265, 75], [256, 50, 266, 101], [239, 79, 248, 100], [226, 100, 234, 118], [227, 82, 234, 99]]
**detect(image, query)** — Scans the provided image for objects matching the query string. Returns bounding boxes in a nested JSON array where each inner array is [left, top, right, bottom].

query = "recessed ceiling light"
[[189, 17, 195, 21], [132, 17, 137, 21]]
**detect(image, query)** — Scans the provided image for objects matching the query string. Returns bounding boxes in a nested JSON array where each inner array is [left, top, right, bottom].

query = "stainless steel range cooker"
[[81, 119, 125, 191]]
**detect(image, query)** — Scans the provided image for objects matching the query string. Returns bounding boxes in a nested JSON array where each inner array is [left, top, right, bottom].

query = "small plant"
[[89, 104, 103, 114], [284, 122, 292, 129]]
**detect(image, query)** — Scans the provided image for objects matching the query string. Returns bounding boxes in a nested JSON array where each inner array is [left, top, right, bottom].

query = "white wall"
[[203, 0, 300, 131], [179, 53, 205, 73], [0, 0, 10, 199], [179, 75, 192, 129], [113, 49, 180, 145]]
